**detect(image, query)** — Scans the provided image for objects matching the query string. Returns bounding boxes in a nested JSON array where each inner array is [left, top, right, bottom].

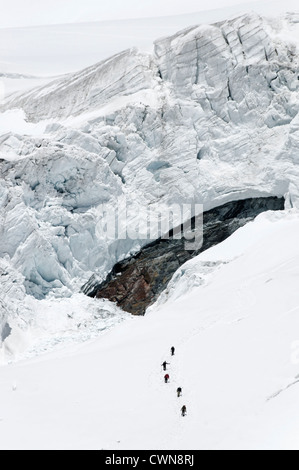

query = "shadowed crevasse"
[[83, 197, 285, 315], [1, 322, 12, 342]]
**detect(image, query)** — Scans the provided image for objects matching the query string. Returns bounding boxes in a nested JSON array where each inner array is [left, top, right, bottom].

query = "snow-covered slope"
[[3, 2, 298, 77], [4, 49, 157, 120], [0, 74, 53, 97], [1, 12, 299, 357], [2, 10, 244, 97], [1, 209, 299, 450]]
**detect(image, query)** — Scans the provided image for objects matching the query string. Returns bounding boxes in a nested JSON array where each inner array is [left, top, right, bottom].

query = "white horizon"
[[0, 0, 291, 29]]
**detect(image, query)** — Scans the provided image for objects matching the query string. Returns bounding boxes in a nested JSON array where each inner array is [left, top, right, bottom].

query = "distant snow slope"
[[1, 74, 61, 98], [1, 1, 298, 95], [0, 11, 248, 78], [1, 3, 295, 76], [2, 12, 299, 357], [1, 209, 299, 450]]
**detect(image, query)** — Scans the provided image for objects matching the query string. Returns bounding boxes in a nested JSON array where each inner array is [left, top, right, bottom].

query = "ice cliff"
[[1, 12, 299, 353]]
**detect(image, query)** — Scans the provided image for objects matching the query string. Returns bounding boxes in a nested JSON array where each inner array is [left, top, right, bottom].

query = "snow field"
[[1, 210, 299, 449]]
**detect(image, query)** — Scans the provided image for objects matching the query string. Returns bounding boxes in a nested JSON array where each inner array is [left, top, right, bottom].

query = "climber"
[[171, 346, 175, 356], [162, 361, 170, 371], [177, 387, 182, 397], [181, 405, 187, 417], [164, 374, 170, 384]]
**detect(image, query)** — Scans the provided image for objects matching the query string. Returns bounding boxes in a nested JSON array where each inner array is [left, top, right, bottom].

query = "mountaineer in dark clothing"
[[164, 374, 170, 383], [171, 346, 175, 356], [162, 361, 170, 371], [181, 405, 187, 417], [177, 387, 182, 397]]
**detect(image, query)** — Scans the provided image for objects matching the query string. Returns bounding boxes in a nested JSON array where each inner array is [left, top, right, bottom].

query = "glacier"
[[1, 208, 299, 449], [1, 12, 299, 357]]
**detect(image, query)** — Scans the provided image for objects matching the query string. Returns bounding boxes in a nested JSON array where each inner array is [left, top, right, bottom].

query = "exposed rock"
[[85, 197, 284, 314]]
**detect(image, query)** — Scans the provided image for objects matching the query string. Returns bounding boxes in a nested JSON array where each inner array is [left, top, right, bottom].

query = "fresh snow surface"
[[1, 209, 299, 450], [0, 293, 129, 365], [0, 109, 51, 140]]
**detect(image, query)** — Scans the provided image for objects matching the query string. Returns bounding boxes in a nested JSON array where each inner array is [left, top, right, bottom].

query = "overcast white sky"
[[0, 0, 274, 29]]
